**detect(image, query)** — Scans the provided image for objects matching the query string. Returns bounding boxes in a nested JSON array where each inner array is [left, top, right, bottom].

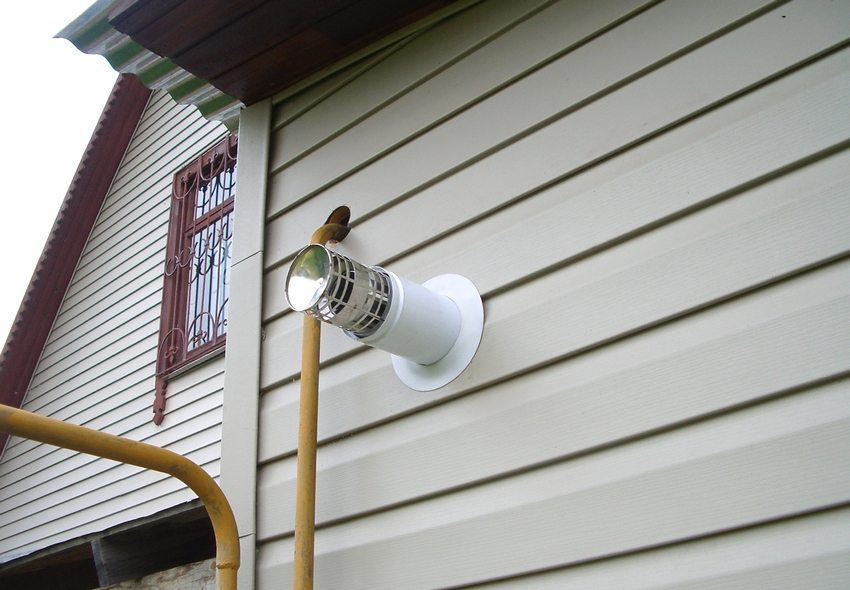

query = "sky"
[[0, 1, 118, 345]]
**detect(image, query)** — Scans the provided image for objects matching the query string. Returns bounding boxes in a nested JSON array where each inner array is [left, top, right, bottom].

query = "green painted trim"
[[170, 76, 209, 102], [70, 18, 112, 49], [138, 58, 179, 86], [106, 40, 146, 70], [198, 93, 241, 118], [60, 9, 241, 127]]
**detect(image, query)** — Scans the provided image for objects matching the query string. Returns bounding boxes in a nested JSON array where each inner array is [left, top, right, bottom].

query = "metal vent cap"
[[285, 244, 391, 338]]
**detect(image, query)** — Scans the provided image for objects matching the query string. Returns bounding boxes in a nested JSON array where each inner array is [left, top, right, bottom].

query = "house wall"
[[256, 0, 850, 586], [0, 91, 227, 559]]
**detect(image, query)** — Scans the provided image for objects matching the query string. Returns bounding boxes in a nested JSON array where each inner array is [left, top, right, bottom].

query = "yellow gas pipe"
[[293, 207, 351, 590], [0, 404, 239, 590]]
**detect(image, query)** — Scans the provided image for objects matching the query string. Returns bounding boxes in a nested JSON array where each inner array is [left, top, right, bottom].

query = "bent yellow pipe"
[[0, 404, 239, 590], [293, 206, 350, 590]]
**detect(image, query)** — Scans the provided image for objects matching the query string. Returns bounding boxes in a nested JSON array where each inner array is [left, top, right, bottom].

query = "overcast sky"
[[0, 1, 118, 344]]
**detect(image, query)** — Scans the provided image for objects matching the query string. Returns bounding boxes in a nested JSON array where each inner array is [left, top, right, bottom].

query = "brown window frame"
[[154, 135, 237, 424]]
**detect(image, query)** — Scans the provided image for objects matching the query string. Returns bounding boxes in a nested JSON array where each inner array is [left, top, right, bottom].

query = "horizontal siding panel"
[[96, 111, 222, 219], [473, 509, 850, 589], [105, 111, 200, 194], [5, 363, 156, 462], [0, 398, 223, 555], [47, 262, 163, 348], [37, 292, 159, 375], [116, 99, 202, 167], [83, 176, 167, 253], [12, 485, 205, 560], [264, 0, 849, 268], [268, 0, 598, 173], [271, 37, 414, 130], [0, 427, 220, 516], [83, 165, 169, 241], [257, 288, 850, 535], [65, 204, 168, 300], [4, 351, 222, 461], [69, 122, 226, 294], [266, 0, 737, 212], [1, 452, 221, 556], [84, 179, 166, 255], [258, 251, 849, 477], [1, 359, 224, 486], [85, 109, 217, 239], [71, 137, 225, 284], [48, 251, 164, 338], [257, 380, 850, 588], [1, 428, 220, 541], [264, 43, 850, 321], [67, 216, 167, 306], [260, 223, 850, 500], [118, 91, 176, 149], [0, 420, 219, 536], [78, 123, 223, 265], [31, 322, 157, 399], [59, 110, 217, 327], [30, 308, 159, 392], [270, 0, 548, 129], [25, 332, 157, 410], [18, 354, 155, 434], [45, 350, 220, 428], [261, 145, 850, 396], [0, 412, 223, 530], [0, 86, 227, 559], [261, 247, 848, 481], [0, 361, 223, 477], [17, 357, 223, 458], [90, 126, 222, 235]]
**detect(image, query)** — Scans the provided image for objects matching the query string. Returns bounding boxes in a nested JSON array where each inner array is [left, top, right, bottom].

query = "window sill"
[[167, 344, 227, 380]]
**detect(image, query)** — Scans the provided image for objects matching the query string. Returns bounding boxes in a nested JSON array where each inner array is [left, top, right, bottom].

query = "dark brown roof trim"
[[106, 0, 455, 105], [0, 74, 151, 455]]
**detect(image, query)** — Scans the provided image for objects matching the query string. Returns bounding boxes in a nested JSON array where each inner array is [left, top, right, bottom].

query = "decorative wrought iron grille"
[[154, 135, 237, 424]]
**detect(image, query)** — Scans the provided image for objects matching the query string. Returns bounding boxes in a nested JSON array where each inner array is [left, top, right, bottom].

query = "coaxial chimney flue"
[[285, 244, 484, 391]]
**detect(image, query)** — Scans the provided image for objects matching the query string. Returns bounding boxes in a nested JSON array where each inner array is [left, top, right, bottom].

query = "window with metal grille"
[[154, 135, 237, 424]]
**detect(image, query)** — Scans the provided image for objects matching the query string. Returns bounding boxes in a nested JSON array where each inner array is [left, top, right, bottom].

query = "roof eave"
[[57, 2, 242, 130]]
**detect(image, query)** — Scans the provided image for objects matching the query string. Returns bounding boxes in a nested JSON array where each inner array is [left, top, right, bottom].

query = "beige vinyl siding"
[[470, 509, 850, 589], [257, 0, 850, 587], [0, 91, 227, 558]]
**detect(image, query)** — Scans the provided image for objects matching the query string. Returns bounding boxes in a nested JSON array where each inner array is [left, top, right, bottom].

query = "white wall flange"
[[390, 274, 484, 391]]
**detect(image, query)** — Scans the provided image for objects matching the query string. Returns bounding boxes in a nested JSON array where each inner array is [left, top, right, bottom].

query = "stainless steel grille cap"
[[285, 244, 391, 338]]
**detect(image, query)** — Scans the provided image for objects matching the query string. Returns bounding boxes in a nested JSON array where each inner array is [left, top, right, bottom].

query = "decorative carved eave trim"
[[0, 74, 151, 456]]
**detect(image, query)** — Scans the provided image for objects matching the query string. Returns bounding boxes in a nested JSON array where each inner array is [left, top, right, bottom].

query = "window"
[[154, 135, 237, 424]]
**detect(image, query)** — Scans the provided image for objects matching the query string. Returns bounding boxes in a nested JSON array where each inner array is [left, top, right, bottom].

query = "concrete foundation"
[[99, 558, 215, 590]]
